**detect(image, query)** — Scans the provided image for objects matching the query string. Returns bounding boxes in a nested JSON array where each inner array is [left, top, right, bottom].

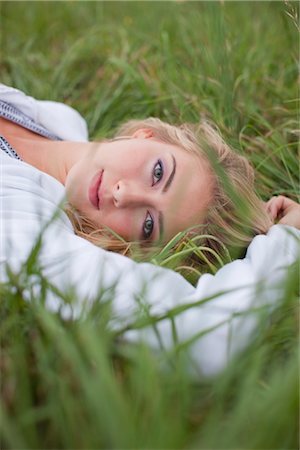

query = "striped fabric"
[[0, 100, 61, 160], [0, 135, 22, 160], [0, 100, 61, 141]]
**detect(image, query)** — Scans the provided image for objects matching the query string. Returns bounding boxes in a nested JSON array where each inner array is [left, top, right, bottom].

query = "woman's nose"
[[112, 180, 149, 208]]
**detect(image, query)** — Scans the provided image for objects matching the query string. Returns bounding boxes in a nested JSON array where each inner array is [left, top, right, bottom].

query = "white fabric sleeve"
[[0, 83, 88, 142], [1, 147, 299, 377]]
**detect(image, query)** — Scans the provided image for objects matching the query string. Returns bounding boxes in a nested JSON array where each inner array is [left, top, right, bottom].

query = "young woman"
[[1, 83, 299, 376]]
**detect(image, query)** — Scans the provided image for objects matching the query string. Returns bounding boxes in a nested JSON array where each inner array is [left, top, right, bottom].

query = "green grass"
[[1, 1, 299, 449]]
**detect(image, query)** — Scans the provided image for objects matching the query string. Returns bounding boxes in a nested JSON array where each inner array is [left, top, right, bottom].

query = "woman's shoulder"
[[0, 84, 89, 142]]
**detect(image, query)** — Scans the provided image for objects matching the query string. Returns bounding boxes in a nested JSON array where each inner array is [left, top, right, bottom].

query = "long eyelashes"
[[143, 211, 154, 239], [142, 160, 164, 240], [152, 159, 164, 186]]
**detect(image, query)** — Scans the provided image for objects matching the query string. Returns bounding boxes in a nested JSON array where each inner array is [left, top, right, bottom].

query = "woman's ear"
[[132, 128, 154, 139]]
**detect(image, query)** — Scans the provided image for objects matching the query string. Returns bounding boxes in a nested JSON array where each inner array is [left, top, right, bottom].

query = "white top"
[[0, 83, 88, 141], [1, 84, 299, 376]]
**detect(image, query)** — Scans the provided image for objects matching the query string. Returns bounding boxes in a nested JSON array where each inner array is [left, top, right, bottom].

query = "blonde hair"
[[65, 118, 272, 260]]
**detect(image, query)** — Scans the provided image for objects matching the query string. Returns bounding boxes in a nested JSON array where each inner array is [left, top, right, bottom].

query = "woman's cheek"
[[65, 165, 86, 206], [100, 210, 138, 241]]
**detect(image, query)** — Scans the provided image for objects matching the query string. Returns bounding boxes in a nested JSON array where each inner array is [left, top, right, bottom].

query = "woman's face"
[[65, 130, 213, 243]]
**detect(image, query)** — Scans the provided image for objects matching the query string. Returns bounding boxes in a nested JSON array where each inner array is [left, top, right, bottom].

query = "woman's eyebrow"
[[158, 211, 164, 241], [162, 155, 176, 193], [158, 155, 176, 240]]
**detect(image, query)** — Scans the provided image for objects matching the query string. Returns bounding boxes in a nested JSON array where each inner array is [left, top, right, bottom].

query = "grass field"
[[1, 1, 299, 449]]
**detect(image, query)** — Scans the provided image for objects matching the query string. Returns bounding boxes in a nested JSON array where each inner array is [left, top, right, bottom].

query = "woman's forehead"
[[161, 152, 213, 241]]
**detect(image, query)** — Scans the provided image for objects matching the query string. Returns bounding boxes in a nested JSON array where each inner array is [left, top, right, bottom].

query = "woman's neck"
[[0, 116, 99, 184], [10, 135, 91, 184]]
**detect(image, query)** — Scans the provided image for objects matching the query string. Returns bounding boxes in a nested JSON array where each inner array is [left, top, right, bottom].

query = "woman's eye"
[[152, 160, 164, 186], [142, 211, 154, 240]]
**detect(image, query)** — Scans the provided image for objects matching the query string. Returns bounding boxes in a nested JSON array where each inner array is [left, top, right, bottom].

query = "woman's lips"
[[88, 170, 103, 209]]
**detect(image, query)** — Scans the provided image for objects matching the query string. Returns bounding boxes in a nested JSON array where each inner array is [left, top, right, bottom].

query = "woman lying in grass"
[[1, 83, 299, 376]]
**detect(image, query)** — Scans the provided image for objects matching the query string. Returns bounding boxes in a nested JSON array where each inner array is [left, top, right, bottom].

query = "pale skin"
[[0, 117, 213, 243], [65, 132, 215, 242], [265, 196, 300, 230], [1, 116, 299, 243]]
